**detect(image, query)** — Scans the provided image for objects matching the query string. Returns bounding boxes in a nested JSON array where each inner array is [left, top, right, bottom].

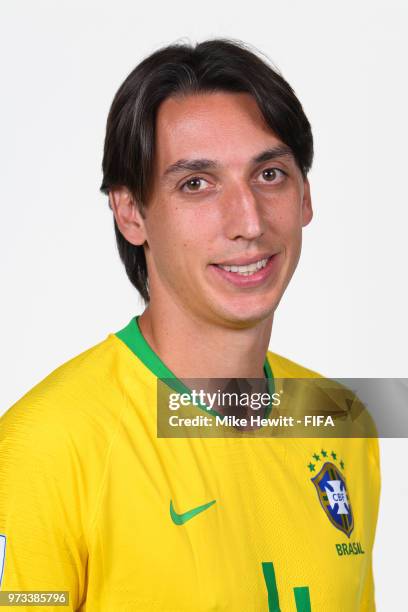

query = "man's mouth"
[[209, 253, 280, 287], [215, 256, 270, 277]]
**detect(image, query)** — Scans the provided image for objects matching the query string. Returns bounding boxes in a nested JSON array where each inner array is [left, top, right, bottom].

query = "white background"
[[1, 1, 407, 608]]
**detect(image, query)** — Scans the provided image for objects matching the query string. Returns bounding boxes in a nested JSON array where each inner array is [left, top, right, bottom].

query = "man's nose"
[[221, 181, 266, 241]]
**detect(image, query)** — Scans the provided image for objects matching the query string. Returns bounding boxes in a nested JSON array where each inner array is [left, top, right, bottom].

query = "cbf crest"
[[308, 450, 354, 538]]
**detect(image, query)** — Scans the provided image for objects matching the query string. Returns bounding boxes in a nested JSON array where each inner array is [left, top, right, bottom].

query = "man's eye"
[[258, 168, 286, 183], [180, 177, 210, 192]]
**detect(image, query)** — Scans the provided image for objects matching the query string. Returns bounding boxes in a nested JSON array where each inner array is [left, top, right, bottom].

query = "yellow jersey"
[[0, 316, 380, 611]]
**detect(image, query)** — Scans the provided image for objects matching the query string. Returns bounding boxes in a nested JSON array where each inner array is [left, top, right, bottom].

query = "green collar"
[[115, 316, 275, 419]]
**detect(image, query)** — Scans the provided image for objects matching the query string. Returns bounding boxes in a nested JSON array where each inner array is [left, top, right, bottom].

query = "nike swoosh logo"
[[170, 499, 216, 525]]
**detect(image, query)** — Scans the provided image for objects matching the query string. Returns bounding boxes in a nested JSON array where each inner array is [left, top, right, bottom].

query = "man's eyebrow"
[[163, 159, 219, 177], [252, 145, 294, 164], [162, 145, 295, 179]]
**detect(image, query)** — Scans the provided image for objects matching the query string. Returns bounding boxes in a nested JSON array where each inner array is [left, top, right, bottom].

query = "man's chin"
[[210, 299, 278, 329]]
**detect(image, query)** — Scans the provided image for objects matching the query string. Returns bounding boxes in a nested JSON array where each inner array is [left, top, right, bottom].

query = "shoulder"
[[0, 334, 133, 520], [266, 351, 381, 476], [266, 350, 322, 379], [0, 333, 127, 454]]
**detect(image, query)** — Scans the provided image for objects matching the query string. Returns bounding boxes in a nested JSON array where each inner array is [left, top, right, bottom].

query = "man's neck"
[[138, 302, 273, 380]]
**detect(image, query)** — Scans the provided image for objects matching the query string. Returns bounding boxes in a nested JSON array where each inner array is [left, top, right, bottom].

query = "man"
[[0, 40, 380, 610]]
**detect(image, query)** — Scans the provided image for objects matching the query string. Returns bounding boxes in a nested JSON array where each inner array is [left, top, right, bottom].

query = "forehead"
[[154, 92, 286, 169]]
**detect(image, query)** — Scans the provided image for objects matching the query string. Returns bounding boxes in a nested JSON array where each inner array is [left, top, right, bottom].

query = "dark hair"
[[100, 38, 314, 303]]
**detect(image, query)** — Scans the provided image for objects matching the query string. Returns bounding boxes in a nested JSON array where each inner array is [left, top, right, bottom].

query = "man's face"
[[141, 92, 312, 327]]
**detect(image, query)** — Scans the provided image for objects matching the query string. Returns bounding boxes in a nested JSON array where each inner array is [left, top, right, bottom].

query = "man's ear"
[[301, 178, 313, 227], [109, 187, 147, 246]]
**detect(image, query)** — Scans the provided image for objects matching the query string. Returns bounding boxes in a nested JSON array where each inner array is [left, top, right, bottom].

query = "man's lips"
[[213, 252, 275, 267], [209, 253, 281, 287]]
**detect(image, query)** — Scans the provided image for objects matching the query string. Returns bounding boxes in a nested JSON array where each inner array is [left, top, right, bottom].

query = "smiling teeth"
[[218, 257, 269, 275]]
